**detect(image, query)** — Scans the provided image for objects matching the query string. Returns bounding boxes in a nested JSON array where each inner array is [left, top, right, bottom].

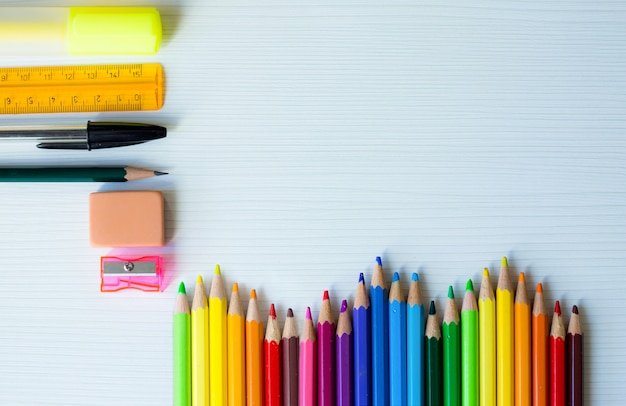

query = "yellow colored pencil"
[[497, 257, 514, 406], [514, 272, 531, 406], [192, 275, 210, 406], [246, 289, 264, 406], [478, 268, 496, 406], [228, 282, 246, 406], [210, 265, 228, 406]]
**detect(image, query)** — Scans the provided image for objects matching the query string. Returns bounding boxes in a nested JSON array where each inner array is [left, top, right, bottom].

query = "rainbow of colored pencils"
[[173, 257, 584, 406]]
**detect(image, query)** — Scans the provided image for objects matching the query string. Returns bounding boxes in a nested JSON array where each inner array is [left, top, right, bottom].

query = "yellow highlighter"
[[0, 7, 162, 55]]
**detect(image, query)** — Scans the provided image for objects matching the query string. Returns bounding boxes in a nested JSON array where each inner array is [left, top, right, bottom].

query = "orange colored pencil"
[[228, 283, 246, 406], [264, 304, 282, 406], [532, 283, 549, 406], [246, 289, 264, 406], [514, 272, 531, 406], [550, 301, 566, 406]]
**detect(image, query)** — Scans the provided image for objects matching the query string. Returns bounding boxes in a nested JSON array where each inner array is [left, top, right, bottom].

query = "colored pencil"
[[246, 289, 264, 406], [353, 272, 371, 406], [567, 305, 583, 406], [389, 272, 407, 406], [514, 272, 531, 406], [443, 286, 460, 406], [532, 283, 549, 406], [550, 301, 566, 406], [407, 272, 425, 406], [0, 166, 167, 182], [192, 275, 210, 406], [318, 290, 336, 406], [209, 265, 228, 406], [370, 256, 389, 406], [478, 268, 496, 406], [425, 300, 442, 406], [227, 283, 246, 406], [281, 308, 299, 406], [461, 279, 479, 406], [299, 307, 318, 406], [264, 304, 282, 406], [174, 282, 191, 406], [336, 299, 353, 406], [497, 257, 514, 406]]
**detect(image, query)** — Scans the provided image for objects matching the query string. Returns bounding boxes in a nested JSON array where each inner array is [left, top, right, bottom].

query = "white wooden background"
[[0, 0, 625, 404]]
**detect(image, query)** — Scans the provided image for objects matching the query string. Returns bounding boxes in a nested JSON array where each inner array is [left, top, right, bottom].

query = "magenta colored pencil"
[[318, 290, 336, 406], [336, 299, 353, 406]]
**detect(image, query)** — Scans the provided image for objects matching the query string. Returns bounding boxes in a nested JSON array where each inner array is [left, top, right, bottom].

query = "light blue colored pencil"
[[370, 256, 389, 405], [407, 272, 425, 405], [389, 272, 407, 406]]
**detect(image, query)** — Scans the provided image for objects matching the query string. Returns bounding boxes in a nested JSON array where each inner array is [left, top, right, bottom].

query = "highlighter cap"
[[68, 7, 162, 55]]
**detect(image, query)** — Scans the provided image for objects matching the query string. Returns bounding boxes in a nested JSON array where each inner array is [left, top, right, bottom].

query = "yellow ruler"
[[0, 63, 163, 114]]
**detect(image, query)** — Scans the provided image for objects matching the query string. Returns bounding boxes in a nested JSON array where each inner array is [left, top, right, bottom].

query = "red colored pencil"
[[567, 305, 583, 406], [264, 304, 282, 406], [318, 290, 336, 406], [550, 301, 566, 406]]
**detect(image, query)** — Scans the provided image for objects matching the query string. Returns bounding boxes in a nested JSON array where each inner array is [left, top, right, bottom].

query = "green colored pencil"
[[461, 279, 479, 406], [0, 166, 166, 182], [174, 282, 191, 406], [443, 286, 460, 406], [425, 300, 442, 406]]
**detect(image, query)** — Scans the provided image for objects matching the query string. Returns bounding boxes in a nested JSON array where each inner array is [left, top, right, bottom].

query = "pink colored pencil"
[[299, 307, 317, 406], [318, 290, 336, 406]]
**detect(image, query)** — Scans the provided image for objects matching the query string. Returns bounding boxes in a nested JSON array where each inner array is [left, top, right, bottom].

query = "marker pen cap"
[[0, 7, 162, 55]]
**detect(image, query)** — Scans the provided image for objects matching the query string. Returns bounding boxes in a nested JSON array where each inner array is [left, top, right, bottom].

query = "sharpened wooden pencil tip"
[[502, 256, 508, 267], [287, 308, 294, 317], [154, 171, 168, 176], [232, 282, 239, 292], [483, 268, 489, 277], [178, 281, 186, 294], [250, 289, 257, 300], [448, 285, 454, 299], [519, 272, 525, 282], [340, 299, 348, 313], [572, 305, 579, 314], [305, 307, 312, 320], [214, 264, 221, 274], [359, 272, 364, 283], [555, 300, 561, 316], [536, 282, 543, 293], [392, 272, 400, 282], [412, 272, 418, 281], [197, 274, 203, 284], [429, 300, 436, 314], [466, 279, 474, 291], [269, 303, 276, 318], [323, 290, 329, 300], [376, 256, 382, 266]]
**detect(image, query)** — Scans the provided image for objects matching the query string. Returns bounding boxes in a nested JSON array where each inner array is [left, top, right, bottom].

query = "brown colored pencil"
[[567, 305, 583, 406], [282, 308, 299, 406]]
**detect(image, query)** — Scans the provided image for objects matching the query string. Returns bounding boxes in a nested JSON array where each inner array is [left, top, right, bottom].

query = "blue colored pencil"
[[407, 272, 425, 405], [370, 256, 389, 405], [389, 272, 407, 405], [353, 273, 371, 406]]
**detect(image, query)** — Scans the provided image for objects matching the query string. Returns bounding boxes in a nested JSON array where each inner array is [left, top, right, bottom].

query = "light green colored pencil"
[[174, 281, 191, 406], [461, 279, 479, 406]]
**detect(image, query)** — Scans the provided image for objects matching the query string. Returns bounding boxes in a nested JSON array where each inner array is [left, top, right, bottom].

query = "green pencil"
[[425, 300, 442, 406], [461, 279, 479, 406], [174, 282, 191, 406], [443, 286, 460, 406], [0, 166, 166, 182]]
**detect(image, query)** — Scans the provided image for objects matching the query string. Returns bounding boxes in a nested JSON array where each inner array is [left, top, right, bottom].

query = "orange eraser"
[[90, 191, 164, 247]]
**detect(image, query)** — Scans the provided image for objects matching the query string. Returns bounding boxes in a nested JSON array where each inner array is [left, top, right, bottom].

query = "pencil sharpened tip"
[[392, 272, 400, 282], [572, 305, 579, 314], [196, 275, 203, 284], [323, 290, 329, 300], [269, 303, 276, 318], [448, 285, 454, 299], [483, 268, 489, 278], [305, 307, 312, 320], [376, 256, 382, 266], [178, 281, 186, 294], [154, 171, 168, 176], [250, 289, 257, 300], [340, 299, 348, 313], [287, 308, 294, 317], [466, 279, 474, 291], [555, 300, 561, 316], [359, 272, 365, 283], [429, 300, 436, 314], [502, 256, 508, 267], [214, 264, 221, 275], [412, 272, 418, 282], [232, 282, 239, 293], [518, 272, 525, 282], [536, 282, 543, 293]]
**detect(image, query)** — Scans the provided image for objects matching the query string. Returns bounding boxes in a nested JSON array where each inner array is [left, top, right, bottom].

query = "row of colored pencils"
[[173, 258, 584, 406]]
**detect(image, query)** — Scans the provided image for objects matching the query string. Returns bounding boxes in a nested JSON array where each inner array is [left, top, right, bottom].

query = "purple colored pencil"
[[336, 299, 353, 406], [318, 290, 336, 406]]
